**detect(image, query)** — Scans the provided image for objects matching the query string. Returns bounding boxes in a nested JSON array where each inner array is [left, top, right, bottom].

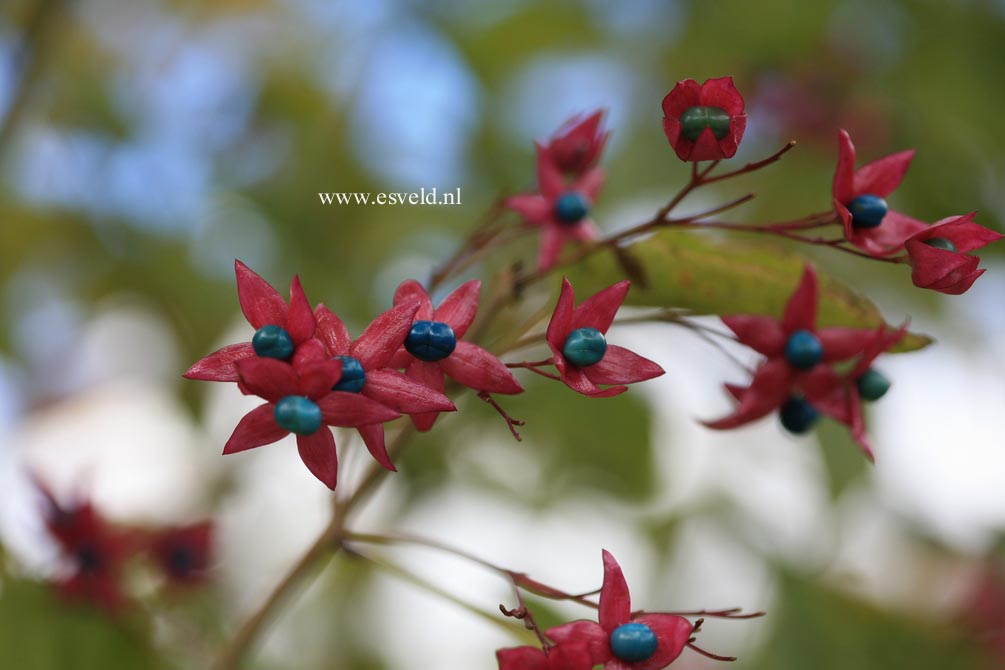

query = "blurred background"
[[1, 0, 1004, 668]]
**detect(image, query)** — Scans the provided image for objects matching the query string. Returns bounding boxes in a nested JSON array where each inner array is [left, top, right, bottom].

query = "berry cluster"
[[36, 480, 212, 612], [173, 76, 1000, 669]]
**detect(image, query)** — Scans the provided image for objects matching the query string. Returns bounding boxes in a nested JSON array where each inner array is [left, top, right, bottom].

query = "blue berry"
[[779, 396, 820, 434], [848, 194, 887, 229], [856, 368, 890, 402], [332, 355, 366, 393], [562, 327, 607, 367], [252, 324, 295, 360], [404, 320, 457, 362], [554, 191, 590, 225], [784, 330, 823, 370], [609, 622, 658, 663], [923, 237, 958, 253], [679, 106, 731, 141], [273, 396, 322, 435]]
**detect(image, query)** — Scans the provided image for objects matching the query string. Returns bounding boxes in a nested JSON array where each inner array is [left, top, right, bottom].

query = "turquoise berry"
[[679, 106, 731, 142], [856, 368, 891, 402], [779, 396, 820, 434], [332, 355, 366, 393], [404, 320, 457, 362], [784, 329, 823, 370], [609, 623, 658, 663], [554, 191, 590, 225], [562, 327, 607, 368], [848, 194, 887, 229], [252, 324, 295, 360], [273, 396, 322, 435], [923, 237, 958, 253]]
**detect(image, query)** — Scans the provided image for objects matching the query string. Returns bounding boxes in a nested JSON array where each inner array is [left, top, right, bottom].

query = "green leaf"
[[502, 377, 656, 504], [0, 579, 164, 670], [753, 571, 986, 670], [816, 419, 869, 500], [565, 230, 931, 353]]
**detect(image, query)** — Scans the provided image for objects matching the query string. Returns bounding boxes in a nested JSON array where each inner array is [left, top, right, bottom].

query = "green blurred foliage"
[[0, 579, 163, 670], [754, 571, 986, 670]]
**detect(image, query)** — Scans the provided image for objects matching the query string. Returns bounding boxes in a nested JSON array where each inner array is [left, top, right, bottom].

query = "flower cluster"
[[497, 551, 717, 670], [661, 76, 747, 162], [706, 265, 903, 459], [37, 481, 213, 612], [507, 112, 608, 272], [185, 262, 668, 488], [547, 279, 664, 397], [832, 129, 1001, 293]]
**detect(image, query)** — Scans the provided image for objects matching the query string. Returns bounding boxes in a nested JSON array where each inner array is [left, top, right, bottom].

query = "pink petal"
[[536, 144, 565, 199], [832, 130, 857, 205], [907, 239, 983, 294], [433, 279, 481, 338], [818, 327, 874, 362], [919, 212, 1002, 254], [781, 265, 818, 333], [314, 305, 352, 355], [573, 168, 605, 201], [405, 360, 445, 431], [545, 620, 611, 663], [235, 357, 299, 402], [495, 647, 548, 670], [848, 390, 875, 462], [569, 218, 600, 242], [439, 341, 523, 394], [546, 278, 576, 353], [856, 209, 928, 255], [852, 149, 914, 198], [560, 365, 604, 396], [316, 392, 400, 427], [798, 364, 844, 400], [298, 358, 343, 399], [662, 116, 684, 160], [183, 342, 254, 382], [506, 194, 553, 225], [699, 76, 745, 115], [812, 385, 852, 424], [626, 614, 693, 670], [292, 338, 328, 367], [352, 300, 421, 369], [296, 429, 339, 489], [852, 324, 908, 376], [394, 280, 434, 320], [285, 276, 316, 344], [223, 404, 288, 454], [716, 112, 745, 159], [685, 127, 725, 162], [599, 549, 631, 630], [234, 260, 286, 330], [703, 358, 793, 429], [721, 315, 786, 356], [388, 348, 413, 369], [363, 369, 456, 413], [572, 280, 630, 334], [356, 423, 396, 472], [661, 79, 702, 119], [537, 226, 565, 272], [582, 345, 664, 386]]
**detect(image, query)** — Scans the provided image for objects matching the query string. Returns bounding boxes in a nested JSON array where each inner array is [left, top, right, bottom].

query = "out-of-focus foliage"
[[754, 571, 985, 670], [0, 579, 163, 669]]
